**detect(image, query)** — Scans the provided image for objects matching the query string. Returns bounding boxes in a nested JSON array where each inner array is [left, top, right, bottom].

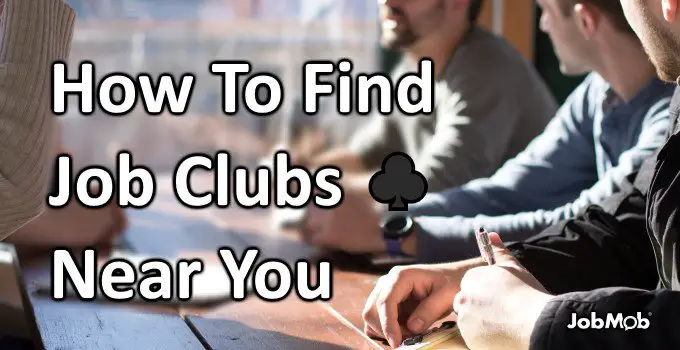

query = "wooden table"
[[17, 174, 400, 349]]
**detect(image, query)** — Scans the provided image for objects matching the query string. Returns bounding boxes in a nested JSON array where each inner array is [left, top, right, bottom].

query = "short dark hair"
[[557, 0, 635, 34], [468, 0, 484, 24]]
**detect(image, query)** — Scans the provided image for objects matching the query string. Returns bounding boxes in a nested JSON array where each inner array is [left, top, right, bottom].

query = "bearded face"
[[378, 0, 448, 51], [621, 0, 680, 82]]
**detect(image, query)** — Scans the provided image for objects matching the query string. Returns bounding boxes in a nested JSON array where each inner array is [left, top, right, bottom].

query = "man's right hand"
[[361, 261, 483, 348], [9, 201, 127, 248], [288, 127, 326, 168]]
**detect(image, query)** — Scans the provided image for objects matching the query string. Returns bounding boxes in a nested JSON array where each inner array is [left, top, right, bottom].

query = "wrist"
[[520, 293, 555, 350], [381, 214, 418, 257], [400, 228, 417, 256]]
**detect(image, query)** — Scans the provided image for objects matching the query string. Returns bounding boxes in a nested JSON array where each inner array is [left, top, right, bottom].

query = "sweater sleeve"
[[0, 0, 76, 238]]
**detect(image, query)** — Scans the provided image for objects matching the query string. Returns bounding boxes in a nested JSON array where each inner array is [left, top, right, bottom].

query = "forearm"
[[311, 148, 367, 174], [508, 198, 658, 294], [407, 175, 522, 222], [415, 136, 508, 194], [531, 288, 680, 350], [412, 210, 564, 263], [6, 207, 67, 246], [338, 172, 375, 193], [0, 0, 75, 237], [411, 216, 479, 263]]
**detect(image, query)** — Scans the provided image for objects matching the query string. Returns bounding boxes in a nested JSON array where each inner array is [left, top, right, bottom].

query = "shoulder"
[[560, 73, 606, 109], [638, 81, 675, 126], [439, 28, 555, 106], [443, 28, 535, 81], [545, 73, 606, 126]]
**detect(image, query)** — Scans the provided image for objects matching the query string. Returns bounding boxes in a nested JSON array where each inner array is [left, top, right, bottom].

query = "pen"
[[475, 227, 496, 265]]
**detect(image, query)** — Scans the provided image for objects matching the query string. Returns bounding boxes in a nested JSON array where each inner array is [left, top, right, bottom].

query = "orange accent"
[[477, 0, 535, 60]]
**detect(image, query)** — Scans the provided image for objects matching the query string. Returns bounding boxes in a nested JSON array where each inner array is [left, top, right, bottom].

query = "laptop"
[[0, 243, 45, 349]]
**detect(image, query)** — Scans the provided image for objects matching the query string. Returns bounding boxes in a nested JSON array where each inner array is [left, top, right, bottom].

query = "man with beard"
[[360, 0, 680, 348], [300, 0, 673, 260], [293, 0, 557, 193]]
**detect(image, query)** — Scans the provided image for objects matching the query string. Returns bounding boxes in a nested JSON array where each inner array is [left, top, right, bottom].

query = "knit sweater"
[[0, 0, 75, 239]]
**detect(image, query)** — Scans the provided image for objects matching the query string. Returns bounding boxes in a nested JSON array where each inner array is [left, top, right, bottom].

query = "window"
[[62, 0, 379, 173]]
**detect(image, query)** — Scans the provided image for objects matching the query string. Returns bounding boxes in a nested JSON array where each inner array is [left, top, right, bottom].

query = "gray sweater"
[[347, 27, 558, 192]]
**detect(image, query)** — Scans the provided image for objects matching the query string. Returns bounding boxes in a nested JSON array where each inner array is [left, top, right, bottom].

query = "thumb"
[[487, 232, 519, 266], [406, 288, 455, 334]]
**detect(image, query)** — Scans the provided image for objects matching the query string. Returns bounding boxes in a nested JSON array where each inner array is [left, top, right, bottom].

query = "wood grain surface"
[[17, 173, 407, 349]]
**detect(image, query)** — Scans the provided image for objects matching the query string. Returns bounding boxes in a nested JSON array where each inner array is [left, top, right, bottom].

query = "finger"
[[452, 291, 466, 317], [377, 296, 401, 348], [406, 287, 456, 334], [298, 214, 320, 245], [303, 208, 325, 233], [362, 278, 385, 337], [299, 217, 320, 244], [375, 271, 415, 348], [458, 266, 479, 292], [364, 323, 382, 340], [487, 232, 520, 266]]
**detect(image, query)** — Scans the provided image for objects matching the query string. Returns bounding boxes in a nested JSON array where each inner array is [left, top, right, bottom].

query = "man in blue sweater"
[[361, 1, 680, 348], [301, 0, 674, 262]]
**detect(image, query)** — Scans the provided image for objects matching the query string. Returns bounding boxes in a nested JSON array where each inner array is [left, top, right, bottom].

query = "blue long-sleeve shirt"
[[408, 73, 674, 263]]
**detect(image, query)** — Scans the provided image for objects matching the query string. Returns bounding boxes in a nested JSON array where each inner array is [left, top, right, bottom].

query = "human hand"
[[361, 262, 475, 348], [64, 201, 127, 248], [10, 200, 127, 248], [300, 188, 384, 254], [454, 232, 554, 350], [288, 127, 326, 168]]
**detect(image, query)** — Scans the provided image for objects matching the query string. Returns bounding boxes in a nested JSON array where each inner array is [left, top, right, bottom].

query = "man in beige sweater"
[[0, 0, 76, 239], [292, 0, 556, 194]]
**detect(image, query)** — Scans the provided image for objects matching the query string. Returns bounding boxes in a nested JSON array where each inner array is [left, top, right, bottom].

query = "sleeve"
[[410, 98, 672, 260], [530, 288, 680, 350], [0, 0, 76, 238], [555, 97, 670, 215], [347, 114, 402, 171], [412, 61, 541, 192], [408, 76, 599, 219], [412, 77, 516, 192], [412, 190, 654, 265], [506, 169, 659, 294]]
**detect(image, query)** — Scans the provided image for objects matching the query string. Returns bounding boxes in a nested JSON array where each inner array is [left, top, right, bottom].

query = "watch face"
[[382, 215, 413, 239]]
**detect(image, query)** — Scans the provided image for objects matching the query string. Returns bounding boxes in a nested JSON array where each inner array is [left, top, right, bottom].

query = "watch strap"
[[386, 238, 405, 257]]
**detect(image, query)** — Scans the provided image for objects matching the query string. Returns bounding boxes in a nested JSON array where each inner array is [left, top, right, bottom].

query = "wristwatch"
[[380, 214, 416, 257]]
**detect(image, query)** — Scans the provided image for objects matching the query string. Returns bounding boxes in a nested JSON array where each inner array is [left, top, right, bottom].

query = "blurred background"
[[58, 0, 585, 176]]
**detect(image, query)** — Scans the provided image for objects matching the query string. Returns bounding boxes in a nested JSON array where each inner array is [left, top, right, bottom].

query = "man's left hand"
[[300, 188, 385, 254], [454, 232, 555, 350]]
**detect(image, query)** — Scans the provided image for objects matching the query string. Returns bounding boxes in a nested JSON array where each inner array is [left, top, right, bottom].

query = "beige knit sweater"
[[0, 0, 75, 239]]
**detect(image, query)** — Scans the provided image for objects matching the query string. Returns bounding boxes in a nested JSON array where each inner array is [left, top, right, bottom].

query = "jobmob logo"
[[567, 312, 650, 330]]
